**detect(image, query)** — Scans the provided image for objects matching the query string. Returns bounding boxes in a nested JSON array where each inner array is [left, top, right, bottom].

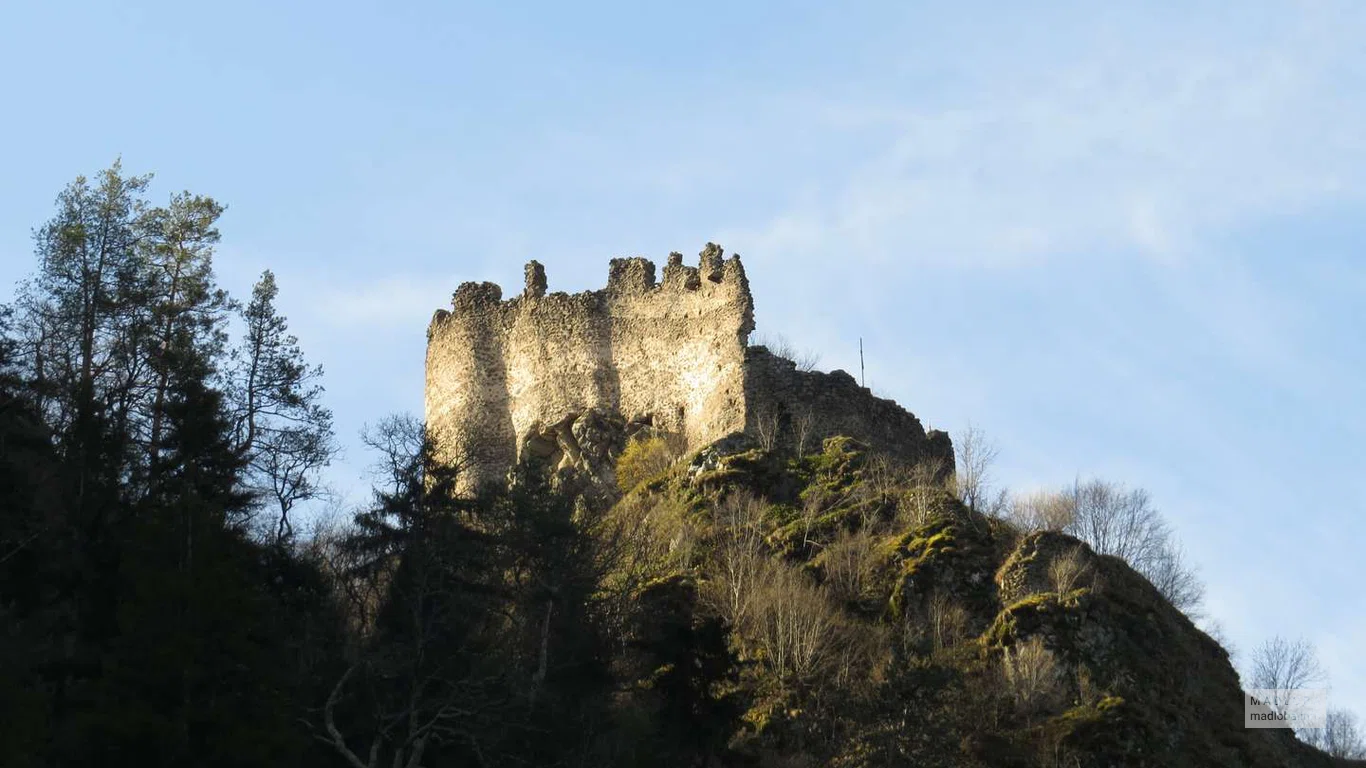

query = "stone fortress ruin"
[[425, 243, 952, 490]]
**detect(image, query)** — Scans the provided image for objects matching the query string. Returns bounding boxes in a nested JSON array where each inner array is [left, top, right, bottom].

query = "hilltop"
[[413, 248, 1359, 766], [595, 432, 1349, 766]]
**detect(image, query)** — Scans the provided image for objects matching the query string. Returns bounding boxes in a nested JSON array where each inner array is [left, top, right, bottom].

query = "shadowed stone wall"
[[425, 243, 952, 490], [426, 244, 754, 489], [743, 346, 954, 467]]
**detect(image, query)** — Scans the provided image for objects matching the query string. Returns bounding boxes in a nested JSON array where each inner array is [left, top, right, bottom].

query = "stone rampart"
[[425, 244, 952, 490]]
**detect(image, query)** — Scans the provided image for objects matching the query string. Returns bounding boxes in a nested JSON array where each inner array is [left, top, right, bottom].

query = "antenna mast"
[[860, 337, 865, 388]]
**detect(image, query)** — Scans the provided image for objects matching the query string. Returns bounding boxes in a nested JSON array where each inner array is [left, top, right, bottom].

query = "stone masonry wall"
[[743, 346, 954, 468], [426, 244, 754, 489], [425, 244, 952, 490]]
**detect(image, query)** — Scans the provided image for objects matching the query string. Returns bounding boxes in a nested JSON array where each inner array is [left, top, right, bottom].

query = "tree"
[[325, 418, 616, 767], [1142, 541, 1204, 619], [708, 491, 769, 634], [1063, 478, 1205, 616], [753, 402, 782, 452], [628, 576, 742, 766], [898, 455, 953, 528], [955, 423, 1004, 515], [139, 192, 231, 470], [1048, 545, 1091, 597], [324, 419, 508, 767], [17, 161, 152, 502], [754, 561, 841, 682], [1247, 636, 1326, 719], [1302, 708, 1366, 759], [792, 406, 818, 457], [15, 164, 248, 502], [753, 332, 819, 372], [1001, 637, 1063, 721], [229, 270, 336, 541], [823, 528, 878, 606], [1007, 489, 1076, 533], [2, 165, 343, 766], [1066, 480, 1166, 569]]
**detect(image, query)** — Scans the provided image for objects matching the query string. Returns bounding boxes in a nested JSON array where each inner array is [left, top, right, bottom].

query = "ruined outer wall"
[[743, 346, 954, 467], [426, 245, 754, 488]]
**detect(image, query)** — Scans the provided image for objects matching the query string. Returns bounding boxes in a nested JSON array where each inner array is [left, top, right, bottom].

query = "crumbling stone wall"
[[743, 346, 954, 468], [425, 244, 952, 490], [426, 245, 754, 489]]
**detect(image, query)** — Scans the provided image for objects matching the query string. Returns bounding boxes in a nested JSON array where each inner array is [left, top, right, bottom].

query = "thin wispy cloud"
[[730, 28, 1363, 270]]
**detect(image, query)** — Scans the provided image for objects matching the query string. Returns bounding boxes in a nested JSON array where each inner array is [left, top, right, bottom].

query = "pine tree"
[[18, 160, 152, 504], [139, 192, 231, 473], [229, 270, 335, 541], [4, 166, 345, 767], [322, 416, 509, 767]]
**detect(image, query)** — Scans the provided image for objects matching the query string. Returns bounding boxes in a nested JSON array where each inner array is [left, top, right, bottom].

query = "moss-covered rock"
[[994, 530, 1095, 606], [794, 435, 868, 500], [883, 507, 1001, 632], [685, 433, 794, 498]]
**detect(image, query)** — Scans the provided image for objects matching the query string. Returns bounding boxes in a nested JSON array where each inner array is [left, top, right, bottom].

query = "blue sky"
[[2, 0, 1363, 718]]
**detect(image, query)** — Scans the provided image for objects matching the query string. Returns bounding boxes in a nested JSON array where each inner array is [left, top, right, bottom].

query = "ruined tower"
[[426, 244, 754, 488], [425, 244, 951, 490]]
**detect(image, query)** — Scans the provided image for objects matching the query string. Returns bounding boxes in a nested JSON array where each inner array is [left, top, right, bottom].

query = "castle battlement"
[[425, 243, 949, 490], [426, 244, 755, 488]]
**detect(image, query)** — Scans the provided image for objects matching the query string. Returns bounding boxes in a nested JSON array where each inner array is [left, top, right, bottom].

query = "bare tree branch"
[[324, 664, 375, 768]]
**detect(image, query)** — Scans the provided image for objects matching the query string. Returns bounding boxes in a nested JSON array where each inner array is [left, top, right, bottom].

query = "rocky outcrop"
[[518, 408, 664, 489]]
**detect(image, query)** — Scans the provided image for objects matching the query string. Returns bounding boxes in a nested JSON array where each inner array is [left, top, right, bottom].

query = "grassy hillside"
[[601, 433, 1352, 767]]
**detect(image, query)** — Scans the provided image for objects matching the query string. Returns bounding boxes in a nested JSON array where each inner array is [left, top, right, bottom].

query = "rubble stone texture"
[[425, 244, 951, 489]]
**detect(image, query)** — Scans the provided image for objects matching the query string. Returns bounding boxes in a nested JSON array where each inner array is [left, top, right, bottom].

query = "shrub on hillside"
[[616, 435, 676, 493]]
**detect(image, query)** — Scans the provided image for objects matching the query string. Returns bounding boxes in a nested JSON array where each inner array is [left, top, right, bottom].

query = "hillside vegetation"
[[593, 432, 1352, 767]]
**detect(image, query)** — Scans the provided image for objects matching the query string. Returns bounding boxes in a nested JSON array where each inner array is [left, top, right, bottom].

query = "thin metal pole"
[[860, 337, 865, 388]]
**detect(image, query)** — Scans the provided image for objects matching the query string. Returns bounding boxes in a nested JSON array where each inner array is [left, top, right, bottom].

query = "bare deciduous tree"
[[823, 528, 877, 605], [709, 491, 769, 633], [753, 561, 841, 682], [927, 591, 970, 650], [1061, 478, 1204, 616], [1142, 542, 1205, 619], [1066, 480, 1166, 569], [1248, 636, 1326, 718], [1301, 708, 1366, 759], [753, 332, 820, 372], [1048, 546, 1091, 597], [753, 403, 782, 452], [792, 407, 818, 457], [797, 490, 826, 550], [1008, 490, 1076, 533], [1002, 636, 1063, 719], [854, 454, 902, 528], [954, 423, 1000, 514], [897, 455, 950, 528]]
